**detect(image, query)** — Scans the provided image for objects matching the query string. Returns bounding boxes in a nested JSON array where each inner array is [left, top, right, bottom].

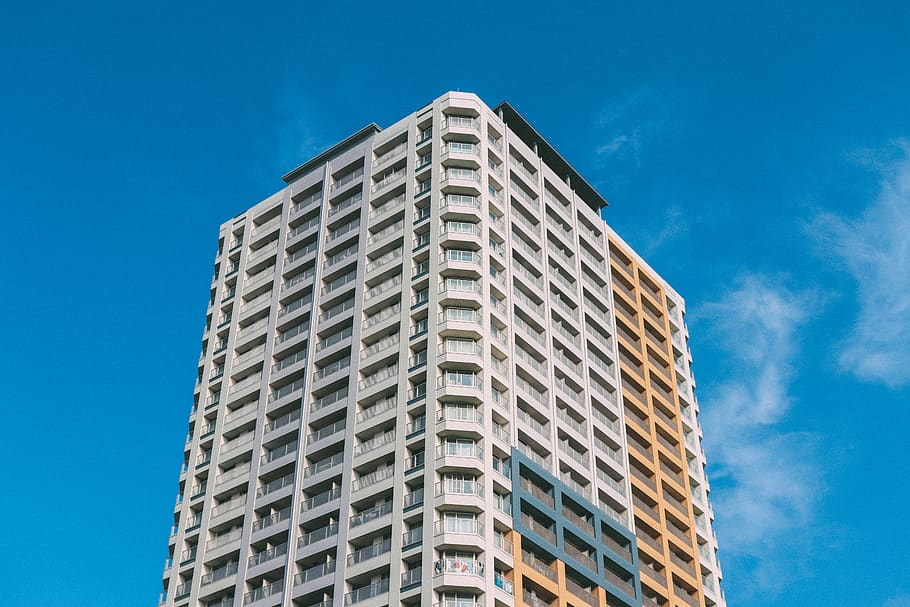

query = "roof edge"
[[493, 101, 608, 212], [282, 123, 382, 184]]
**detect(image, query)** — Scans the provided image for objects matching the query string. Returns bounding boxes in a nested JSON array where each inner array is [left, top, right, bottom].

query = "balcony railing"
[[350, 500, 393, 528], [401, 566, 422, 587], [519, 476, 554, 508], [243, 579, 283, 604], [252, 506, 290, 532], [521, 549, 557, 582], [297, 521, 339, 548], [347, 538, 392, 566], [302, 452, 344, 478], [441, 115, 480, 131], [435, 519, 484, 536], [294, 560, 336, 585], [300, 487, 341, 512], [264, 408, 300, 433], [403, 488, 424, 509], [302, 420, 342, 446], [200, 560, 238, 586], [248, 542, 287, 567], [351, 466, 394, 491], [433, 558, 484, 577], [257, 472, 295, 497], [435, 479, 483, 497], [344, 578, 389, 605], [520, 513, 556, 544]]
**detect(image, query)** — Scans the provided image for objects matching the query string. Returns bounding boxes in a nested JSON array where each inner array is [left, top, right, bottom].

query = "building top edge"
[[493, 101, 608, 213], [281, 123, 382, 184]]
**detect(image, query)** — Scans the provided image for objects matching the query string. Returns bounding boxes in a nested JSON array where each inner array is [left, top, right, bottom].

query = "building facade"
[[158, 92, 725, 607]]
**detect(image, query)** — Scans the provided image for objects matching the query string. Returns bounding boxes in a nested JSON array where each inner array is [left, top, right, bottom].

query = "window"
[[442, 512, 477, 533], [442, 474, 478, 494], [441, 438, 477, 457], [444, 277, 477, 292], [443, 337, 476, 354], [444, 369, 476, 387], [445, 220, 477, 234], [446, 249, 476, 263], [444, 307, 477, 322]]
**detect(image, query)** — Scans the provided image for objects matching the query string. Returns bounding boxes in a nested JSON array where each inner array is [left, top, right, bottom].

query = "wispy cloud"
[[696, 275, 824, 595], [884, 595, 910, 607], [593, 86, 670, 168], [811, 141, 910, 388], [274, 95, 331, 176], [639, 204, 688, 255], [249, 86, 333, 190]]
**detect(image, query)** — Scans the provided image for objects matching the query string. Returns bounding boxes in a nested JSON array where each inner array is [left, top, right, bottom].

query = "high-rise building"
[[158, 92, 725, 607]]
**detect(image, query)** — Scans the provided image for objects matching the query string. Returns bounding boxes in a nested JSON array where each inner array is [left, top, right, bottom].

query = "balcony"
[[300, 487, 342, 512], [331, 166, 364, 192], [257, 472, 295, 498], [200, 560, 238, 586], [353, 430, 396, 457], [210, 496, 246, 520], [294, 560, 336, 586], [522, 590, 552, 607], [351, 466, 394, 492], [359, 364, 398, 391], [302, 452, 344, 479], [402, 527, 423, 549], [350, 500, 393, 528], [564, 541, 597, 573], [516, 406, 548, 438], [252, 506, 290, 533], [405, 451, 425, 474], [433, 557, 484, 578], [363, 302, 401, 333], [268, 378, 305, 403], [434, 479, 484, 511], [565, 577, 598, 607], [356, 396, 396, 424], [243, 579, 283, 605], [442, 115, 480, 131], [371, 169, 406, 194], [403, 488, 424, 510], [560, 472, 593, 501], [264, 409, 300, 435], [521, 549, 557, 583], [436, 405, 483, 436], [434, 518, 484, 543], [280, 263, 316, 291], [520, 513, 556, 545], [347, 538, 392, 566], [248, 542, 288, 568], [297, 521, 339, 549], [436, 373, 483, 401], [344, 578, 389, 605], [401, 566, 423, 589], [366, 219, 404, 247], [360, 332, 399, 362], [313, 356, 351, 383], [518, 477, 554, 508]]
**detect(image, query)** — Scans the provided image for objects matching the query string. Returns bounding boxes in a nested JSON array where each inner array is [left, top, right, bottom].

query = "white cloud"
[[812, 141, 910, 388], [884, 595, 910, 607], [274, 97, 330, 175], [639, 205, 688, 255], [696, 275, 823, 595], [594, 86, 669, 167]]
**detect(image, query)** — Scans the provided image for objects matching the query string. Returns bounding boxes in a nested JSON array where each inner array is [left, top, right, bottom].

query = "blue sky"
[[1, 1, 908, 605]]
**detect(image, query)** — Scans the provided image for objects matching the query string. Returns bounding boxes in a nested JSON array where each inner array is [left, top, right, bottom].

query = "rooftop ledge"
[[282, 94, 608, 214]]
